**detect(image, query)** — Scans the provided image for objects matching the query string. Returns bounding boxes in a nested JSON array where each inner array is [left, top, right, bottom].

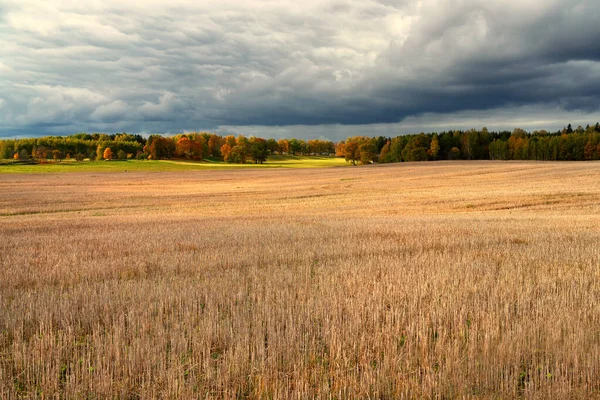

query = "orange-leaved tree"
[[429, 135, 440, 160], [225, 135, 237, 149], [175, 137, 203, 160], [344, 141, 359, 165], [335, 142, 346, 157], [220, 144, 232, 162], [278, 139, 290, 154], [207, 134, 222, 157], [103, 147, 113, 160], [379, 141, 391, 163]]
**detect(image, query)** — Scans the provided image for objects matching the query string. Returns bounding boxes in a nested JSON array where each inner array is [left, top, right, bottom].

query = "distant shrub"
[[34, 147, 48, 163], [448, 147, 461, 160], [52, 150, 62, 161]]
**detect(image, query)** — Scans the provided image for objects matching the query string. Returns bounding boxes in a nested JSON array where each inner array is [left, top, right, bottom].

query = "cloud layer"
[[1, 0, 599, 138]]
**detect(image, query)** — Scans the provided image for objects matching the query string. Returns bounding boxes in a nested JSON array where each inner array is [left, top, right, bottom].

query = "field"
[[1, 161, 600, 398], [0, 155, 346, 174]]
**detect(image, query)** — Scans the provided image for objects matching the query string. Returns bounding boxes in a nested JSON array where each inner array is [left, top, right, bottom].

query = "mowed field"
[[1, 161, 600, 398]]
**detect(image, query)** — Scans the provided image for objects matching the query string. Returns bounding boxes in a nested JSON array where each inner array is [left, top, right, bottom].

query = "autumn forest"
[[2, 123, 600, 166]]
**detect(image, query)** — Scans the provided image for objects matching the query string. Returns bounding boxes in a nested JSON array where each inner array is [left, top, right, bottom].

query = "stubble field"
[[1, 161, 600, 398]]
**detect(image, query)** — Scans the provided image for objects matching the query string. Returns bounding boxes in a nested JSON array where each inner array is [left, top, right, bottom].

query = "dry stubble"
[[1, 161, 600, 398]]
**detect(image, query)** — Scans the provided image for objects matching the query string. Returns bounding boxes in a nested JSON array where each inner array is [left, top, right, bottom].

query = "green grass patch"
[[0, 156, 348, 173], [265, 155, 347, 168]]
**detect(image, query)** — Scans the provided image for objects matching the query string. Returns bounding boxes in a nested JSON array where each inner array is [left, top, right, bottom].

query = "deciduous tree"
[[429, 135, 440, 160], [358, 140, 378, 165], [220, 144, 232, 162], [379, 141, 391, 163], [229, 145, 247, 164], [34, 146, 48, 162], [225, 135, 237, 149], [267, 138, 279, 154], [335, 142, 346, 157], [147, 136, 175, 159], [249, 137, 268, 164], [278, 139, 290, 154], [207, 134, 222, 158], [52, 150, 62, 161], [176, 137, 203, 160], [402, 134, 430, 161], [344, 141, 360, 165]]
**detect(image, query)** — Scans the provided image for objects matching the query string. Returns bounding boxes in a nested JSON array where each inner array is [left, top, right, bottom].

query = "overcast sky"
[[1, 0, 599, 140]]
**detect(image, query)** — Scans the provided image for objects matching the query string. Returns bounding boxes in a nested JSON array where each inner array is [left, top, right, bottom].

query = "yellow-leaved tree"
[[429, 135, 440, 160]]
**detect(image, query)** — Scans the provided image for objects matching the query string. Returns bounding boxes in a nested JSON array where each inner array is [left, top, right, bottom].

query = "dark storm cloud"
[[1, 0, 599, 139]]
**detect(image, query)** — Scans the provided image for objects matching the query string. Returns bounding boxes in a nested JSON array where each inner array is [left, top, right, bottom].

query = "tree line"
[[1, 123, 600, 164], [338, 123, 600, 164], [0, 133, 336, 164]]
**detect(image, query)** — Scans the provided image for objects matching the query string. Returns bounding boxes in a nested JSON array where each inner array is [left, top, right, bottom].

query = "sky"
[[1, 0, 599, 141]]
